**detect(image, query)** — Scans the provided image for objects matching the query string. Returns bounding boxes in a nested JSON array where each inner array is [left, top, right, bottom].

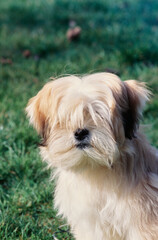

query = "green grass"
[[0, 0, 158, 239]]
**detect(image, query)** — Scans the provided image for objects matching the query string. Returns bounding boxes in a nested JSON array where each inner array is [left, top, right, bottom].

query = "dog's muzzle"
[[74, 128, 90, 149]]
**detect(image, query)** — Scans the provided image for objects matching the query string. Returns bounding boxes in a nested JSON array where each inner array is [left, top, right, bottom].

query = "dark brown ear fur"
[[121, 80, 150, 139]]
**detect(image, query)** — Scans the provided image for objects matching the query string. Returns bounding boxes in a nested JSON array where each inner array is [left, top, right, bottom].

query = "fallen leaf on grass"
[[0, 58, 12, 65], [66, 26, 82, 41], [23, 50, 31, 58]]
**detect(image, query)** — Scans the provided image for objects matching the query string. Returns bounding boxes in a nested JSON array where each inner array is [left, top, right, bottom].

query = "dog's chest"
[[54, 169, 131, 238]]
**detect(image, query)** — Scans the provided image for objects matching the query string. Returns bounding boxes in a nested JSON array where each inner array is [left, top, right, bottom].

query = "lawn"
[[0, 0, 158, 239]]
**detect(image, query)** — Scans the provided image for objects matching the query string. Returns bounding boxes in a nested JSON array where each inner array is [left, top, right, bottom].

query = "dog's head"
[[26, 73, 150, 169]]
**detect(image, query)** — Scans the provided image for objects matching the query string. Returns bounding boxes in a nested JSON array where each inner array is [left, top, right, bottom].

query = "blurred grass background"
[[0, 0, 158, 239]]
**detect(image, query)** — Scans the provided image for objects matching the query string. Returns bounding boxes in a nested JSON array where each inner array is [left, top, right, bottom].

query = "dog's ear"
[[122, 80, 150, 139], [26, 82, 53, 138]]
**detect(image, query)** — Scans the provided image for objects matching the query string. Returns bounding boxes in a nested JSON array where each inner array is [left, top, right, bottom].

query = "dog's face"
[[26, 73, 149, 170]]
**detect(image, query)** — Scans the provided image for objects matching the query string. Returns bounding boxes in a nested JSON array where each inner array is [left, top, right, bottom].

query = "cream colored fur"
[[26, 73, 158, 240]]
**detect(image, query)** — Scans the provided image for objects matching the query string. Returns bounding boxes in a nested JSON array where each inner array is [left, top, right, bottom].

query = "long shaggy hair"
[[26, 73, 158, 240]]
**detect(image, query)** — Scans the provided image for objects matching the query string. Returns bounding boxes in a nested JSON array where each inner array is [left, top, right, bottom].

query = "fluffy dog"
[[26, 73, 158, 240]]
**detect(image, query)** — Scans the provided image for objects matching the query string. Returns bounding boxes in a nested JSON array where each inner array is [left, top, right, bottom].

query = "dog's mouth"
[[76, 143, 91, 149]]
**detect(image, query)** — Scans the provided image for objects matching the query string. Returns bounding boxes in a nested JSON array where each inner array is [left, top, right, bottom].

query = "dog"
[[26, 73, 158, 240]]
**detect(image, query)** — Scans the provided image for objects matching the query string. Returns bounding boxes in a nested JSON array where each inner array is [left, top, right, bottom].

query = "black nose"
[[74, 128, 89, 141]]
